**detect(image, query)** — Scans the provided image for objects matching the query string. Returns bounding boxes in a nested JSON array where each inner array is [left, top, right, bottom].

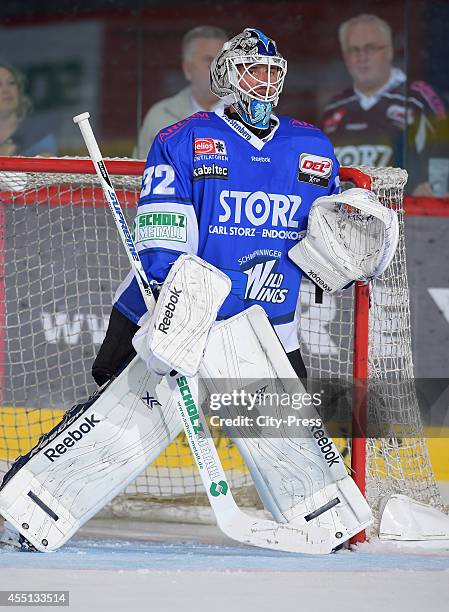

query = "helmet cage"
[[226, 55, 287, 104], [226, 55, 286, 128]]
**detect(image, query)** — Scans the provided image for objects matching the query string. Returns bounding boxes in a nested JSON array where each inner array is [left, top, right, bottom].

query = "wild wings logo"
[[226, 257, 288, 304]]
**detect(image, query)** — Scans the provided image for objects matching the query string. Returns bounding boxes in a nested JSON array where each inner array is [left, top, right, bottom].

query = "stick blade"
[[221, 511, 334, 555]]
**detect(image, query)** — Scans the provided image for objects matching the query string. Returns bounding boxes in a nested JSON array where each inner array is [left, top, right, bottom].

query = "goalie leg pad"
[[203, 305, 373, 546], [0, 357, 181, 552]]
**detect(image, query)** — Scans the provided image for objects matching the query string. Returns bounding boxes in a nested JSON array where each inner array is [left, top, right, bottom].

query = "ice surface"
[[1, 519, 449, 612]]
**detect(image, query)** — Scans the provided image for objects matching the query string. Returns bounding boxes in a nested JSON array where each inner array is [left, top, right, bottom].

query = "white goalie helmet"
[[210, 28, 287, 129]]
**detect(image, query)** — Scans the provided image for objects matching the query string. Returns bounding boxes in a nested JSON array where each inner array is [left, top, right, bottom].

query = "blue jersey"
[[115, 109, 340, 352]]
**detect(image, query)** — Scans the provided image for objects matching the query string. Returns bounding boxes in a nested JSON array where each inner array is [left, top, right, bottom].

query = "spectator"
[[320, 14, 448, 195], [134, 25, 227, 158], [0, 62, 57, 156]]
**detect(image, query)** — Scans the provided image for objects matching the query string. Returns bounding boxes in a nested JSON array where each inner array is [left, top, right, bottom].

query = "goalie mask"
[[210, 28, 287, 129], [288, 188, 399, 293]]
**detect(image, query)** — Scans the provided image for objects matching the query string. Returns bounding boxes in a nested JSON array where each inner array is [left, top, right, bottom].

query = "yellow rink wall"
[[1, 407, 448, 482]]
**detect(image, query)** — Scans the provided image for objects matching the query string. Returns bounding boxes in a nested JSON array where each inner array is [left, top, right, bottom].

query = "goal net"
[[0, 158, 443, 532]]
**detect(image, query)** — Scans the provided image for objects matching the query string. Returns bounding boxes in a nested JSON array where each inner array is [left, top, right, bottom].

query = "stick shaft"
[[73, 112, 155, 312]]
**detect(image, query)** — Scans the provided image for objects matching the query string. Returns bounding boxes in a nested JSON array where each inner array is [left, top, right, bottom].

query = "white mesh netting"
[[0, 160, 442, 529], [298, 166, 443, 531]]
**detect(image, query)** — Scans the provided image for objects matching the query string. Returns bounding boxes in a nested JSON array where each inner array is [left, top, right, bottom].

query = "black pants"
[[92, 307, 139, 386]]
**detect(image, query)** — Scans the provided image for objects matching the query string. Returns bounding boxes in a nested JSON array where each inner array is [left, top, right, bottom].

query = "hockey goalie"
[[0, 28, 401, 554]]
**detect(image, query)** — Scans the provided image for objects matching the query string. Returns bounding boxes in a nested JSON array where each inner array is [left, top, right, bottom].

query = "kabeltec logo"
[[193, 163, 228, 180]]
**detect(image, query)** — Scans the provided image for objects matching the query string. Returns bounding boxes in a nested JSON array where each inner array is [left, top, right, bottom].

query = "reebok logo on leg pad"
[[44, 415, 100, 462], [310, 424, 340, 467]]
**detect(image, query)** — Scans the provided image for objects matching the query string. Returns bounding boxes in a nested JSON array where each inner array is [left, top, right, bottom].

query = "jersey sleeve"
[[408, 81, 447, 154], [407, 81, 448, 192], [292, 120, 341, 196], [321, 132, 341, 195], [114, 128, 198, 324]]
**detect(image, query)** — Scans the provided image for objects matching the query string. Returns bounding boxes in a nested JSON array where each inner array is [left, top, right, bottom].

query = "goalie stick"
[[73, 112, 339, 554]]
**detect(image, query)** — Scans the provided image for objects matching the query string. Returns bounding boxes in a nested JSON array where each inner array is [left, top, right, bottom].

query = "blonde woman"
[[0, 62, 57, 156]]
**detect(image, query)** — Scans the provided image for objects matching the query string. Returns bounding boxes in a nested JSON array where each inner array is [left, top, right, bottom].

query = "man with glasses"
[[321, 13, 447, 195]]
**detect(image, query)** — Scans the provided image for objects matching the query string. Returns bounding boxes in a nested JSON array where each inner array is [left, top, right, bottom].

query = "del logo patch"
[[298, 153, 333, 187], [194, 138, 227, 156], [386, 104, 414, 126]]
